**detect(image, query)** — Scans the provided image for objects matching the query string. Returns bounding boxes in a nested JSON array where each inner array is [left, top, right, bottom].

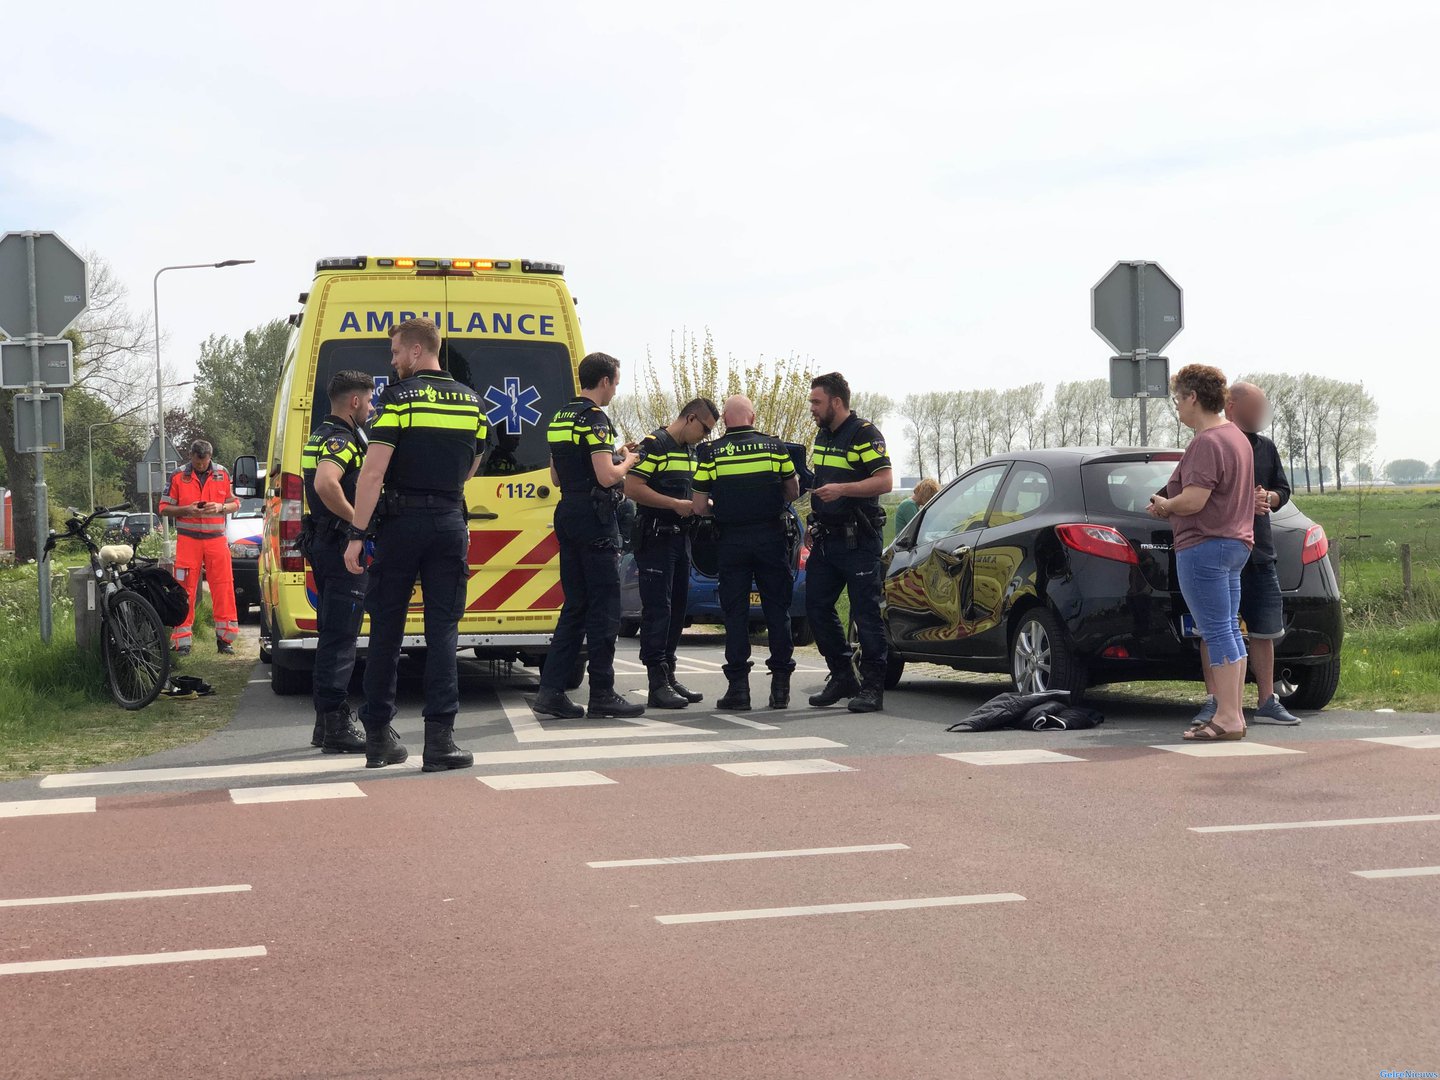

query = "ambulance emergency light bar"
[[313, 256, 564, 275]]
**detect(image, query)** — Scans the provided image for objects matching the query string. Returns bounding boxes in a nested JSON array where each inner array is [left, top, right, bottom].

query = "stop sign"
[[1091, 261, 1183, 356]]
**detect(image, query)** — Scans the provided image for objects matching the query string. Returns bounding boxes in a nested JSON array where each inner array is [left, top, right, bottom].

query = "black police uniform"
[[693, 425, 797, 707], [538, 396, 635, 714], [630, 427, 695, 674], [358, 371, 487, 762], [806, 413, 892, 706], [301, 414, 369, 751]]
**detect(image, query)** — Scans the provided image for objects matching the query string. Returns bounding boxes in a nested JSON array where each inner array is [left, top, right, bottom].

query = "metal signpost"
[[0, 231, 89, 642], [1091, 260, 1183, 446]]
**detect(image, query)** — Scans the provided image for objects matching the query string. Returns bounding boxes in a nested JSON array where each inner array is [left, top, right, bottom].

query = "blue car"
[[619, 512, 812, 645]]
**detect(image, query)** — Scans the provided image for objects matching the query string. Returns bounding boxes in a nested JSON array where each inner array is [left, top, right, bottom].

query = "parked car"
[[93, 512, 128, 544], [227, 496, 264, 619], [620, 508, 812, 645], [873, 448, 1343, 710], [119, 513, 160, 545]]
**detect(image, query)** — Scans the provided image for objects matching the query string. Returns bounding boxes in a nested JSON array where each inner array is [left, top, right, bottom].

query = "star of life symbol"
[[485, 376, 543, 435]]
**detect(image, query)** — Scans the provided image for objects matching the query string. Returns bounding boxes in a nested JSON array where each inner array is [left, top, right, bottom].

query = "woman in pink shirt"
[[1148, 365, 1256, 740]]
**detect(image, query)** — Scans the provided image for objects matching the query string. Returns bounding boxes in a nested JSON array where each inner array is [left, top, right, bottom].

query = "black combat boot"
[[768, 670, 791, 710], [364, 725, 409, 769], [310, 719, 324, 748], [848, 673, 884, 713], [320, 704, 366, 754], [647, 664, 689, 710], [587, 689, 646, 719], [422, 720, 474, 772], [809, 666, 860, 707], [532, 688, 585, 719], [666, 661, 703, 704], [718, 677, 751, 712]]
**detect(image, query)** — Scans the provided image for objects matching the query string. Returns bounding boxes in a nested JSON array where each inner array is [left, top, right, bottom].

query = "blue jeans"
[[1176, 538, 1251, 667]]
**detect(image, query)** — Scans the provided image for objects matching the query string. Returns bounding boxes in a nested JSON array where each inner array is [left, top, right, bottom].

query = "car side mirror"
[[894, 533, 915, 551], [232, 454, 259, 497]]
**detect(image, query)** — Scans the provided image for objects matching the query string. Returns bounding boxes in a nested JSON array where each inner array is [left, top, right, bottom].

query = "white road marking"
[[713, 758, 854, 777], [0, 884, 251, 909], [40, 758, 417, 789], [1191, 813, 1440, 834], [229, 782, 365, 804], [940, 749, 1087, 766], [1360, 735, 1440, 749], [471, 736, 843, 767], [612, 658, 649, 672], [675, 655, 725, 669], [498, 690, 717, 742], [1351, 865, 1440, 880], [713, 713, 780, 730], [0, 797, 96, 818], [589, 843, 908, 868], [0, 945, 267, 976], [656, 893, 1026, 925], [479, 771, 617, 790], [1152, 741, 1304, 758]]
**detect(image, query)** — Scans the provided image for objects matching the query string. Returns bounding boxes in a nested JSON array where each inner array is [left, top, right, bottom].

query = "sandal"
[[1183, 721, 1246, 741]]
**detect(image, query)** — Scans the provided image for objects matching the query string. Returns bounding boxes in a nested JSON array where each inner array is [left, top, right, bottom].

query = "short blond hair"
[[390, 316, 441, 356], [913, 478, 940, 505]]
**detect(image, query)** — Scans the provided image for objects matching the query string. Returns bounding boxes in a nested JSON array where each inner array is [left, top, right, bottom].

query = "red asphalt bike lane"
[[1, 739, 1437, 1079]]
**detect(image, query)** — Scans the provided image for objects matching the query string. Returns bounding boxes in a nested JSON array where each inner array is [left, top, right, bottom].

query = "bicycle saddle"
[[99, 544, 134, 568]]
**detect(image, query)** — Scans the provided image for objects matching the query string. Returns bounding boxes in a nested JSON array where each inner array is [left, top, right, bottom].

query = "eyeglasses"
[[692, 414, 713, 436]]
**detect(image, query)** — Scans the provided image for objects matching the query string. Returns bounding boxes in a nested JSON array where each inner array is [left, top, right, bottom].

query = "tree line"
[[899, 372, 1379, 493], [0, 249, 285, 560]]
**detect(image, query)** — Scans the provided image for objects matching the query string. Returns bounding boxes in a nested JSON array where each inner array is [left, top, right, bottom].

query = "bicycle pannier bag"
[[121, 565, 191, 627]]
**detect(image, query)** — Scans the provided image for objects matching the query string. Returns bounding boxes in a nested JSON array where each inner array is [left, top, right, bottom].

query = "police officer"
[[624, 397, 719, 709], [805, 372, 894, 713], [301, 369, 374, 754], [532, 352, 646, 721], [691, 395, 800, 711], [344, 317, 488, 771]]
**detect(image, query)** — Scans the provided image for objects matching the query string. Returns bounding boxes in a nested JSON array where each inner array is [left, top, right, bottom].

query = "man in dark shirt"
[[1191, 381, 1301, 726], [344, 317, 489, 770], [301, 370, 374, 754], [805, 372, 894, 713]]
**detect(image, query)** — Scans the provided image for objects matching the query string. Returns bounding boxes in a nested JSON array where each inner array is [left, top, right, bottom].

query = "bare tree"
[[1327, 380, 1378, 492]]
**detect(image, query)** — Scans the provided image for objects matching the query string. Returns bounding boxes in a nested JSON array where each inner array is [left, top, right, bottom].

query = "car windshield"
[[233, 497, 263, 518], [1081, 459, 1180, 516]]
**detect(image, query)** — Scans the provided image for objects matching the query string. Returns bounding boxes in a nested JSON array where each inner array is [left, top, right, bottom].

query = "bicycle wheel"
[[102, 589, 171, 710]]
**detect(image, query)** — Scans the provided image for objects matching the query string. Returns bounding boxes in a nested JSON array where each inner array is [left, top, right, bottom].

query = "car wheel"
[[619, 618, 640, 638], [270, 655, 311, 696], [846, 619, 904, 689], [1009, 608, 1086, 699], [790, 615, 813, 647], [1278, 657, 1340, 711]]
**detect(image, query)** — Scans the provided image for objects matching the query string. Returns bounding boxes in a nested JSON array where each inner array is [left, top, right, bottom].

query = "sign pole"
[[1134, 262, 1149, 447], [23, 232, 51, 643]]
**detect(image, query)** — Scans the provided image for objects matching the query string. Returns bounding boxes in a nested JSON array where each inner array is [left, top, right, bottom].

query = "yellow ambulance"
[[237, 256, 584, 694]]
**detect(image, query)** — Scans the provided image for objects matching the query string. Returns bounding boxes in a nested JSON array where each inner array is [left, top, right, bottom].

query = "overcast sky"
[[3, 0, 1437, 467]]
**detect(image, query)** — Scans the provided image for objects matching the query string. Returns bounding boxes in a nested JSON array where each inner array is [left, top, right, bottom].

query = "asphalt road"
[[3, 634, 1438, 1079]]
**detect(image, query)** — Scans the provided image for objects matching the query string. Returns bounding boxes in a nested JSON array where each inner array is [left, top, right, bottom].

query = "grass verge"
[[0, 560, 252, 781]]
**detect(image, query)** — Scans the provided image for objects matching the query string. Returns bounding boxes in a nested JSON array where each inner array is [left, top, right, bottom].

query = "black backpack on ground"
[[120, 564, 190, 627]]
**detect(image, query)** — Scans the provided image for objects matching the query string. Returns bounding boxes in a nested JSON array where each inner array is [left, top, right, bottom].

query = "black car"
[[875, 448, 1342, 710], [119, 513, 160, 545]]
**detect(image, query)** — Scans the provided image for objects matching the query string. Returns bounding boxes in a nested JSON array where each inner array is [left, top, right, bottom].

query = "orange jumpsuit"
[[159, 464, 239, 649]]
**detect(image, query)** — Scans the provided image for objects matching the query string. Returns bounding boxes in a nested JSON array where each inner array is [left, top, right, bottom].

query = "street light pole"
[[153, 260, 255, 553]]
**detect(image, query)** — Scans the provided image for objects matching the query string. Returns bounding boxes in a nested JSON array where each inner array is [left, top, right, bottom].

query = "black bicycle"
[[43, 503, 171, 710]]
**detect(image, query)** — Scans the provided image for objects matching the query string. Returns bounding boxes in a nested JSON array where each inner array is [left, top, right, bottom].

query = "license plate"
[[749, 591, 761, 607], [1180, 615, 1248, 638]]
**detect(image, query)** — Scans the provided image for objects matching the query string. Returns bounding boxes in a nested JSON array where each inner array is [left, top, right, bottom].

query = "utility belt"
[[377, 490, 463, 516], [808, 506, 884, 550], [632, 512, 689, 553], [300, 514, 347, 552]]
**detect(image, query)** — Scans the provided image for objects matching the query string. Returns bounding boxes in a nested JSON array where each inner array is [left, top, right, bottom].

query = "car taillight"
[[280, 471, 304, 572], [1302, 524, 1329, 565], [1056, 523, 1138, 565]]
